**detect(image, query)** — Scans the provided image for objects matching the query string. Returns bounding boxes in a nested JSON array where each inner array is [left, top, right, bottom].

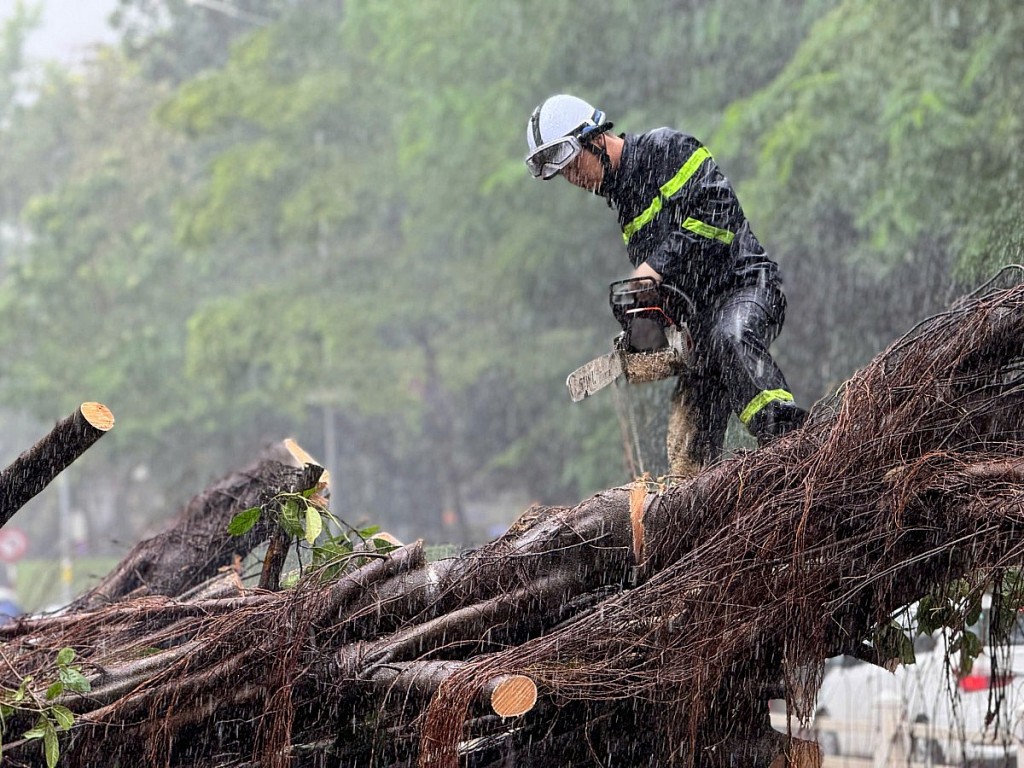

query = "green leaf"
[[359, 525, 382, 537], [49, 705, 74, 730], [914, 593, 958, 637], [958, 630, 983, 674], [964, 594, 984, 629], [873, 621, 915, 666], [369, 536, 399, 555], [44, 681, 63, 701], [305, 505, 323, 544], [43, 720, 59, 768], [22, 722, 46, 740], [1002, 569, 1023, 596], [58, 668, 91, 694], [14, 676, 31, 703], [55, 648, 75, 667], [278, 499, 304, 537], [227, 506, 262, 536], [312, 538, 353, 567], [323, 538, 353, 556]]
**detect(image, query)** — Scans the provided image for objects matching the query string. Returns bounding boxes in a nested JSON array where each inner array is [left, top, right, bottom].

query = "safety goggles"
[[525, 135, 584, 180]]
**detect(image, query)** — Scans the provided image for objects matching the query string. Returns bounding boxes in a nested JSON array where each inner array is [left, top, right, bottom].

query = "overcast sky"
[[0, 0, 118, 64]]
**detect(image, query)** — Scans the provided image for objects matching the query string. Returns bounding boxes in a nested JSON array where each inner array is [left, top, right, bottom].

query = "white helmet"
[[525, 94, 611, 180]]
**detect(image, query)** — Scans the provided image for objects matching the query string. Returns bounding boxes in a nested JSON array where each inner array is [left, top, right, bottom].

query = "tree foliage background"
[[0, 0, 1021, 556]]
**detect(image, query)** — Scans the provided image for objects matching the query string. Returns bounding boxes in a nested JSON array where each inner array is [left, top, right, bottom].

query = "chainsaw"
[[566, 277, 693, 403]]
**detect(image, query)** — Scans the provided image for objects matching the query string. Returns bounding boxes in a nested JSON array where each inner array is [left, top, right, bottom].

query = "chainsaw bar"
[[566, 327, 691, 403], [566, 350, 625, 403]]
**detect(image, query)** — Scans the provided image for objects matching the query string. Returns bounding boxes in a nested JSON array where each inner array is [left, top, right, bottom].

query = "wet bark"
[[0, 402, 114, 527], [69, 441, 325, 611]]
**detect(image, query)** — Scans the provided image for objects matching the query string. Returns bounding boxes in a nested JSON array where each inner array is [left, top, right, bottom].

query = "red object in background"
[[958, 671, 1013, 693], [0, 528, 28, 563]]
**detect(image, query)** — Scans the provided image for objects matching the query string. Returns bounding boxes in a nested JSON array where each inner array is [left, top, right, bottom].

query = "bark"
[[0, 402, 114, 527], [259, 524, 292, 591], [338, 493, 634, 642], [69, 440, 325, 610]]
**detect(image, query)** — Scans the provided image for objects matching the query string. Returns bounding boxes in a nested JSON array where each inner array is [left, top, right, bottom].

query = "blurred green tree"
[[714, 0, 1024, 400], [15, 0, 1018, 548]]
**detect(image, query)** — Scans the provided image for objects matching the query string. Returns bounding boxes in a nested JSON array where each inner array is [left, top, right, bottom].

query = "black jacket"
[[607, 128, 779, 318]]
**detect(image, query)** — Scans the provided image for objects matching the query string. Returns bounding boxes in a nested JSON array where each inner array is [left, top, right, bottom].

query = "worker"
[[525, 94, 806, 475]]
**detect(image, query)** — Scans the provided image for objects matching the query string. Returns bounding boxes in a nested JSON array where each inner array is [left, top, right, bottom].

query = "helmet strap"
[[586, 140, 617, 202]]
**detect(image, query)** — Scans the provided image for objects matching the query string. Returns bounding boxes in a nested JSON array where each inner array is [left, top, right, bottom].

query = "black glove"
[[623, 317, 669, 351], [609, 277, 671, 352], [611, 312, 671, 352]]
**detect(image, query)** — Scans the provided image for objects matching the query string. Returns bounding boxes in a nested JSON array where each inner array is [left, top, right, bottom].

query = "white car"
[[811, 597, 1024, 765]]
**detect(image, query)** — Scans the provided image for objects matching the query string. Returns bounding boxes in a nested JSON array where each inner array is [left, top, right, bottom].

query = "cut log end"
[[489, 674, 537, 718], [80, 402, 115, 432], [630, 480, 647, 564], [283, 437, 330, 490], [769, 738, 823, 768]]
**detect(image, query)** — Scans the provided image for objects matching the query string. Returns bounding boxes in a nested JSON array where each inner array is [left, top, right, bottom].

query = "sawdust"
[[666, 389, 701, 481], [622, 347, 685, 383]]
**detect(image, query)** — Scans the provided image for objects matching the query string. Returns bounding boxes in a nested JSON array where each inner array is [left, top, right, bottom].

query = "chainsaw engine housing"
[[609, 276, 677, 351]]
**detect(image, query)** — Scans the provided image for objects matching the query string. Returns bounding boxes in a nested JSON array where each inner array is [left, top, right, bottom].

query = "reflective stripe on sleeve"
[[739, 389, 795, 426], [681, 217, 735, 244], [622, 147, 711, 244]]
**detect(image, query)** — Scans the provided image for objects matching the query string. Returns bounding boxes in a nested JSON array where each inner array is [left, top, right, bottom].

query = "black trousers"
[[670, 276, 804, 469]]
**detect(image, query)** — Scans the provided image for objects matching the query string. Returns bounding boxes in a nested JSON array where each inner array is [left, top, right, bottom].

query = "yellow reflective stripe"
[[622, 146, 711, 244], [622, 198, 663, 243], [739, 389, 794, 425], [661, 146, 710, 198], [681, 217, 734, 245]]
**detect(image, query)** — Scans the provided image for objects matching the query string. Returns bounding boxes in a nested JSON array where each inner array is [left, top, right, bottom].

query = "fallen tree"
[[2, 270, 1024, 767]]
